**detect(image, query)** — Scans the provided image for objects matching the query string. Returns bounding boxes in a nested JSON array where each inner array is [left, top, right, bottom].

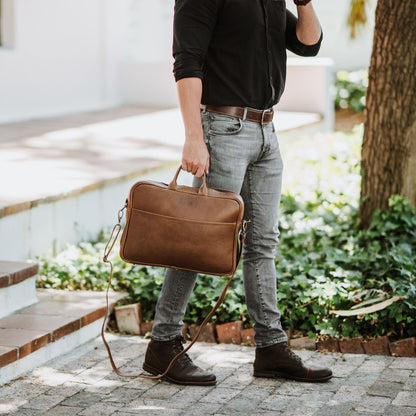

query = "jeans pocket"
[[208, 113, 243, 136]]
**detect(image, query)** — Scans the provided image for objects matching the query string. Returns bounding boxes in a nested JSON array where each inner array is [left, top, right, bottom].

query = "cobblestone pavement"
[[1, 334, 415, 416]]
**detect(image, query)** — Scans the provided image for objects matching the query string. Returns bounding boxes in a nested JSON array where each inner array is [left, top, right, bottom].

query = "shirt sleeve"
[[172, 0, 222, 82], [285, 9, 323, 57]]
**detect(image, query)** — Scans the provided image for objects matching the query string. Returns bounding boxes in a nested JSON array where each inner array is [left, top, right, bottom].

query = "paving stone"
[[45, 382, 85, 397], [71, 367, 112, 384], [102, 386, 143, 404], [344, 373, 379, 387], [219, 369, 254, 389], [113, 409, 181, 416], [315, 401, 355, 416], [290, 377, 346, 393], [119, 398, 185, 414], [221, 396, 264, 414], [251, 377, 283, 388], [199, 387, 240, 404], [382, 406, 416, 416], [84, 378, 126, 394], [60, 391, 102, 408], [0, 399, 29, 415], [0, 382, 49, 401], [281, 406, 317, 416], [368, 381, 404, 398], [380, 368, 412, 383], [296, 391, 335, 408], [259, 394, 292, 412], [355, 357, 391, 373], [46, 405, 84, 415], [390, 357, 416, 370], [179, 402, 224, 416], [9, 409, 45, 416], [274, 381, 309, 396], [166, 384, 213, 402], [354, 395, 392, 413], [403, 377, 416, 391], [121, 376, 159, 391], [21, 394, 66, 410], [331, 363, 358, 377], [331, 385, 366, 403], [140, 383, 183, 399], [30, 370, 74, 388], [220, 384, 273, 414], [77, 401, 124, 415], [392, 391, 416, 407]]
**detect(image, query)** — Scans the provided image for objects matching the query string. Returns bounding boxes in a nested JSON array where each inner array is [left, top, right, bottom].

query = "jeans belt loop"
[[261, 110, 267, 125], [242, 107, 248, 121]]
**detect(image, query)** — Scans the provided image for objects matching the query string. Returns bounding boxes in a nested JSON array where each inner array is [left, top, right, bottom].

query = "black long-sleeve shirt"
[[173, 0, 323, 110]]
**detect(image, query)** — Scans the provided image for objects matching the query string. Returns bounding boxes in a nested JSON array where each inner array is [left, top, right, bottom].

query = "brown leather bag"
[[102, 165, 247, 379]]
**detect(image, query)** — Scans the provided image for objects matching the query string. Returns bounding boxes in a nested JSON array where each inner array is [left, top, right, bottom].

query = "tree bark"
[[359, 0, 416, 228]]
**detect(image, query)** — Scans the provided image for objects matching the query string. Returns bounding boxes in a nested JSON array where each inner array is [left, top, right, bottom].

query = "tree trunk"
[[359, 0, 416, 228]]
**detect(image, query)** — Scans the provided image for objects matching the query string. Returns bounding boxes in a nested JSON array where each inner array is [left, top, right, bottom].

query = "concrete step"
[[0, 261, 39, 319], [0, 288, 125, 385]]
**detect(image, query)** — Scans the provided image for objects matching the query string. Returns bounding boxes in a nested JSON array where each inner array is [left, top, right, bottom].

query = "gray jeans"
[[151, 110, 287, 348]]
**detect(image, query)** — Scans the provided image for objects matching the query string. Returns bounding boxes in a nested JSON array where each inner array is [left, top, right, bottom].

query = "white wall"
[[0, 0, 375, 124], [287, 0, 376, 71], [0, 0, 130, 124]]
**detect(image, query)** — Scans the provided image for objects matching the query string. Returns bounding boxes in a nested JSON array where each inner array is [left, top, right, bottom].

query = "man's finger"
[[195, 165, 205, 178], [191, 164, 199, 176], [182, 161, 190, 172]]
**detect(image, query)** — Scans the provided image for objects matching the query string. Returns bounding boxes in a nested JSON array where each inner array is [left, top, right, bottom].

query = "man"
[[143, 0, 332, 385]]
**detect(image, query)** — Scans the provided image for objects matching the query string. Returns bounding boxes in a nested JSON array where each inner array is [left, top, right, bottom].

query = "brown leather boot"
[[254, 342, 332, 382], [143, 336, 216, 386]]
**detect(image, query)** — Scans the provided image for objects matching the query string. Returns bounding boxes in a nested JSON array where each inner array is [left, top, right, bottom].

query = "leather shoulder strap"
[[101, 212, 246, 379]]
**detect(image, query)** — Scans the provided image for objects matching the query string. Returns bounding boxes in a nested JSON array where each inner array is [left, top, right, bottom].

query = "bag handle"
[[101, 196, 248, 380], [168, 165, 208, 196]]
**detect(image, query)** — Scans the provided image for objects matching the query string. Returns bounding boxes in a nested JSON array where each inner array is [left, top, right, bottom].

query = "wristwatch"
[[294, 0, 312, 5]]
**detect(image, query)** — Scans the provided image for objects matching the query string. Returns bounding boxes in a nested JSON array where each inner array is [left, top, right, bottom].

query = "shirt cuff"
[[173, 52, 204, 82], [290, 30, 323, 57]]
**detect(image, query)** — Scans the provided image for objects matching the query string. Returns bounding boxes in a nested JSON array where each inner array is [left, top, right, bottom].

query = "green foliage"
[[277, 192, 416, 340], [335, 70, 368, 113], [36, 127, 416, 340]]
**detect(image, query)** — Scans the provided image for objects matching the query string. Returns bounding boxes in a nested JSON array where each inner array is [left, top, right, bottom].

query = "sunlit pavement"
[[0, 106, 320, 209], [1, 334, 415, 416]]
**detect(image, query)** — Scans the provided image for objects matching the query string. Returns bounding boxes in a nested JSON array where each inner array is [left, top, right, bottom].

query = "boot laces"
[[171, 336, 193, 367], [286, 347, 303, 364]]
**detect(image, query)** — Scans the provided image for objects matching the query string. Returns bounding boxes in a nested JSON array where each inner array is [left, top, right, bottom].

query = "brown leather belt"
[[201, 105, 274, 125]]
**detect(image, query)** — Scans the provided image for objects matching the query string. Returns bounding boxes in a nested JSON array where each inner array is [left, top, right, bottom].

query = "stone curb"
[[113, 306, 416, 358]]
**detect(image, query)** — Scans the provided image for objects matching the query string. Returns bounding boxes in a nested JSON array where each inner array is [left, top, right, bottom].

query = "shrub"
[[334, 69, 368, 113]]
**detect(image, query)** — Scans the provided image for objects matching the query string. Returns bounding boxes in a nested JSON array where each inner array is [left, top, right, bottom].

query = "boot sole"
[[143, 362, 216, 386], [253, 370, 333, 383]]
